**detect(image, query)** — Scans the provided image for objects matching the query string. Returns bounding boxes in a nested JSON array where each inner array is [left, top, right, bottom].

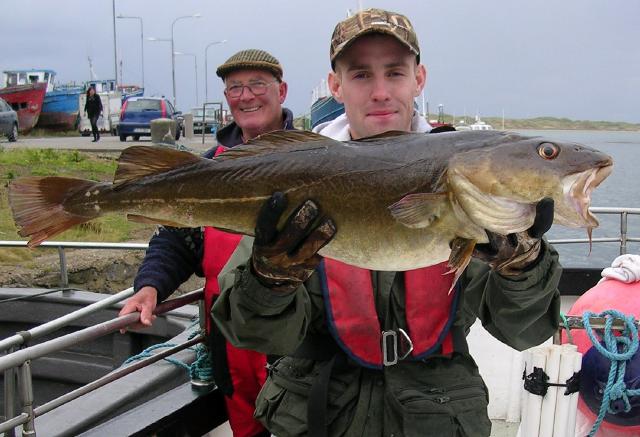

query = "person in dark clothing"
[[84, 86, 103, 142], [119, 49, 294, 437]]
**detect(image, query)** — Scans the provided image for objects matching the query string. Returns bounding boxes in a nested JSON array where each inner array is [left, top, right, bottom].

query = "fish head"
[[447, 135, 613, 235]]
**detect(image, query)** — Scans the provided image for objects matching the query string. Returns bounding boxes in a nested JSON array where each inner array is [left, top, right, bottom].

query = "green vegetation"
[[23, 128, 81, 137], [0, 148, 153, 264]]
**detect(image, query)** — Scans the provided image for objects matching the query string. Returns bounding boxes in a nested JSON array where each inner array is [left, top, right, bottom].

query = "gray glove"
[[251, 192, 336, 292], [473, 198, 554, 276]]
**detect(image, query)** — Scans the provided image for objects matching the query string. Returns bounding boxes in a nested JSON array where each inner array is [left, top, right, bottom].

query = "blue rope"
[[560, 312, 575, 345], [582, 310, 640, 437], [121, 324, 214, 383]]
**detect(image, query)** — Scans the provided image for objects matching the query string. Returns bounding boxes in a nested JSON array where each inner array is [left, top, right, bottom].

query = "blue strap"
[[582, 310, 640, 437]]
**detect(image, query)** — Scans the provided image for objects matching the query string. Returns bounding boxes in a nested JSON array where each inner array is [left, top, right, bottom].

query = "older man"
[[119, 49, 292, 437]]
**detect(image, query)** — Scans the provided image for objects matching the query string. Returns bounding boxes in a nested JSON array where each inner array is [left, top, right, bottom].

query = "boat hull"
[[38, 88, 82, 130], [310, 96, 345, 129], [0, 83, 47, 132]]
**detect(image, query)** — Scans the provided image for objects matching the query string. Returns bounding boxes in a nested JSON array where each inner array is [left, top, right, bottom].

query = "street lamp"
[[116, 14, 145, 89], [112, 0, 117, 85], [174, 52, 199, 106], [204, 39, 227, 102], [170, 13, 202, 108]]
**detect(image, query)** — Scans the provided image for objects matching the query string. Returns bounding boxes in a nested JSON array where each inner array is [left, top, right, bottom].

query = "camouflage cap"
[[216, 49, 283, 80], [330, 8, 420, 68]]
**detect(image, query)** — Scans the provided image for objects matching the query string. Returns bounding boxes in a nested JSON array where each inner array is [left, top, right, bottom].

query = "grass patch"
[[0, 148, 153, 264]]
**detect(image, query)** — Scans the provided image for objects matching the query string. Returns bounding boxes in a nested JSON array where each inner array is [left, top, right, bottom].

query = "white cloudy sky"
[[2, 0, 638, 122]]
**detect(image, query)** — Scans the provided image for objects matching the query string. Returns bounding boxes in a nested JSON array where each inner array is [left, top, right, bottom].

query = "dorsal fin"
[[352, 130, 414, 142], [114, 146, 202, 185], [215, 130, 342, 161]]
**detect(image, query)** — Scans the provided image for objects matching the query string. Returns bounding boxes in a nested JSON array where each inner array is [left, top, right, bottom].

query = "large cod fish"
[[9, 130, 612, 274]]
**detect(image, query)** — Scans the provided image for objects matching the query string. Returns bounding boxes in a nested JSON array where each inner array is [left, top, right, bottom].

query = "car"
[[191, 107, 219, 134], [0, 97, 19, 142], [117, 97, 183, 142]]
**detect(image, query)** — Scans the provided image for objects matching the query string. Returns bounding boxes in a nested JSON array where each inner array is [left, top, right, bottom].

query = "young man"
[[119, 49, 292, 437], [212, 10, 561, 437]]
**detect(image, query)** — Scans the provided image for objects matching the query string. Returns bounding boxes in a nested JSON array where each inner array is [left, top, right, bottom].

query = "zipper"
[[399, 384, 486, 405]]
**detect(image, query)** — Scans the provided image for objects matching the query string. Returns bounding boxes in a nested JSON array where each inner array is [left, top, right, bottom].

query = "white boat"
[[469, 115, 494, 131]]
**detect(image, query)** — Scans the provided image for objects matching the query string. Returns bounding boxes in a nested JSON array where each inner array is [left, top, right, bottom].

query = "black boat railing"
[[0, 289, 204, 436]]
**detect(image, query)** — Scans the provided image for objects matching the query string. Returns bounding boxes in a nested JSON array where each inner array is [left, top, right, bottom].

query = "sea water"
[[514, 129, 640, 267]]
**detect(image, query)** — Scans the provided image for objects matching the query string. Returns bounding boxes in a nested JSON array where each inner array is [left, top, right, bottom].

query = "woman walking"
[[84, 87, 103, 142]]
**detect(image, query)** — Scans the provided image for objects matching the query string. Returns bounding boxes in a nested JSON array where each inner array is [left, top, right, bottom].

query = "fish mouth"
[[562, 162, 613, 228]]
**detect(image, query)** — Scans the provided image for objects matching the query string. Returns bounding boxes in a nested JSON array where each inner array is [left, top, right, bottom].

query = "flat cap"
[[216, 49, 283, 80]]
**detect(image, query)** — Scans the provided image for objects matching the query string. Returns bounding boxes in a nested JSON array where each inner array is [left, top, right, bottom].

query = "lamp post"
[[170, 14, 202, 108], [116, 14, 145, 89], [174, 52, 199, 106], [204, 40, 227, 102], [112, 0, 118, 85]]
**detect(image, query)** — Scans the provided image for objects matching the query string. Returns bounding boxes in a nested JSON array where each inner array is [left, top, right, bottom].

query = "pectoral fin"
[[388, 193, 448, 228], [127, 214, 187, 227], [446, 237, 477, 294]]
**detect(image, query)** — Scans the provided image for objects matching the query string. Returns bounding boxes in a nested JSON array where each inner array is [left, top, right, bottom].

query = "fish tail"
[[9, 176, 103, 247]]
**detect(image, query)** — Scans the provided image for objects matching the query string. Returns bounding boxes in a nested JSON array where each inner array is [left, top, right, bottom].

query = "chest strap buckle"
[[382, 328, 414, 366]]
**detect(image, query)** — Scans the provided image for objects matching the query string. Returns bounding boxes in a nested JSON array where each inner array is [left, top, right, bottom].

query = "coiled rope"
[[582, 309, 640, 437], [122, 322, 214, 383]]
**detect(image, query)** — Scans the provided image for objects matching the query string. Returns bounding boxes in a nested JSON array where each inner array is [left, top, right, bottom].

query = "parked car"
[[117, 97, 182, 142], [0, 97, 19, 142], [191, 107, 219, 134]]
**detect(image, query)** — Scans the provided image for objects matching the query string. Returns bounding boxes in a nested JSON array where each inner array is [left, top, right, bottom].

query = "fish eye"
[[538, 142, 559, 160]]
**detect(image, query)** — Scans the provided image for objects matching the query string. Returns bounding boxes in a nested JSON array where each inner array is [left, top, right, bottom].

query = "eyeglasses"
[[224, 80, 278, 98]]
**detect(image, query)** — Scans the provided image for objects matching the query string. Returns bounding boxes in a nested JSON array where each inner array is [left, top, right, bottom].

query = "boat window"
[[18, 73, 26, 83], [28, 75, 39, 83]]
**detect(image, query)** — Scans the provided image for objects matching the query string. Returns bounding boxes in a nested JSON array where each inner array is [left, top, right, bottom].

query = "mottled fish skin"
[[9, 130, 613, 271]]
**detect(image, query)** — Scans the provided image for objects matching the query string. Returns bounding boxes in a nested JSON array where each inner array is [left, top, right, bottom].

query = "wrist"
[[496, 239, 542, 276], [250, 259, 300, 293]]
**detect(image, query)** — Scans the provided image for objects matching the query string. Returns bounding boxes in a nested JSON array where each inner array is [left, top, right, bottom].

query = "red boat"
[[0, 82, 47, 132]]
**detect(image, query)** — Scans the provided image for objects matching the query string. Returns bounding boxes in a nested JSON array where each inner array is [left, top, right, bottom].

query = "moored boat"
[[0, 83, 47, 133], [310, 80, 345, 129], [39, 85, 84, 130], [2, 69, 84, 131]]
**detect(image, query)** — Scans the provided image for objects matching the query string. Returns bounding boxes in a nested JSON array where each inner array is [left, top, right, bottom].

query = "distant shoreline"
[[450, 116, 640, 132]]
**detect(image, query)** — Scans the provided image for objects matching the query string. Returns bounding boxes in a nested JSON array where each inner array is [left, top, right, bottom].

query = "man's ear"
[[328, 71, 344, 104], [278, 81, 288, 104], [415, 64, 427, 97]]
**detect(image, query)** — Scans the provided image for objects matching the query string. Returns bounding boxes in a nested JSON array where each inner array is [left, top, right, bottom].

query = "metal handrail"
[[0, 289, 203, 372], [0, 287, 135, 353], [548, 207, 640, 255], [1, 206, 637, 288], [34, 334, 204, 417], [0, 241, 149, 288], [0, 289, 203, 434]]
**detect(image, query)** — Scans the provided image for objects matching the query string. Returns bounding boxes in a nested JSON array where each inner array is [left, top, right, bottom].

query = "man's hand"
[[251, 192, 336, 292], [473, 198, 554, 276], [118, 286, 158, 333]]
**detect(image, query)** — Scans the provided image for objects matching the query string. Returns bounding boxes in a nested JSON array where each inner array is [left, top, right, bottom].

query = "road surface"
[[0, 133, 214, 153]]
